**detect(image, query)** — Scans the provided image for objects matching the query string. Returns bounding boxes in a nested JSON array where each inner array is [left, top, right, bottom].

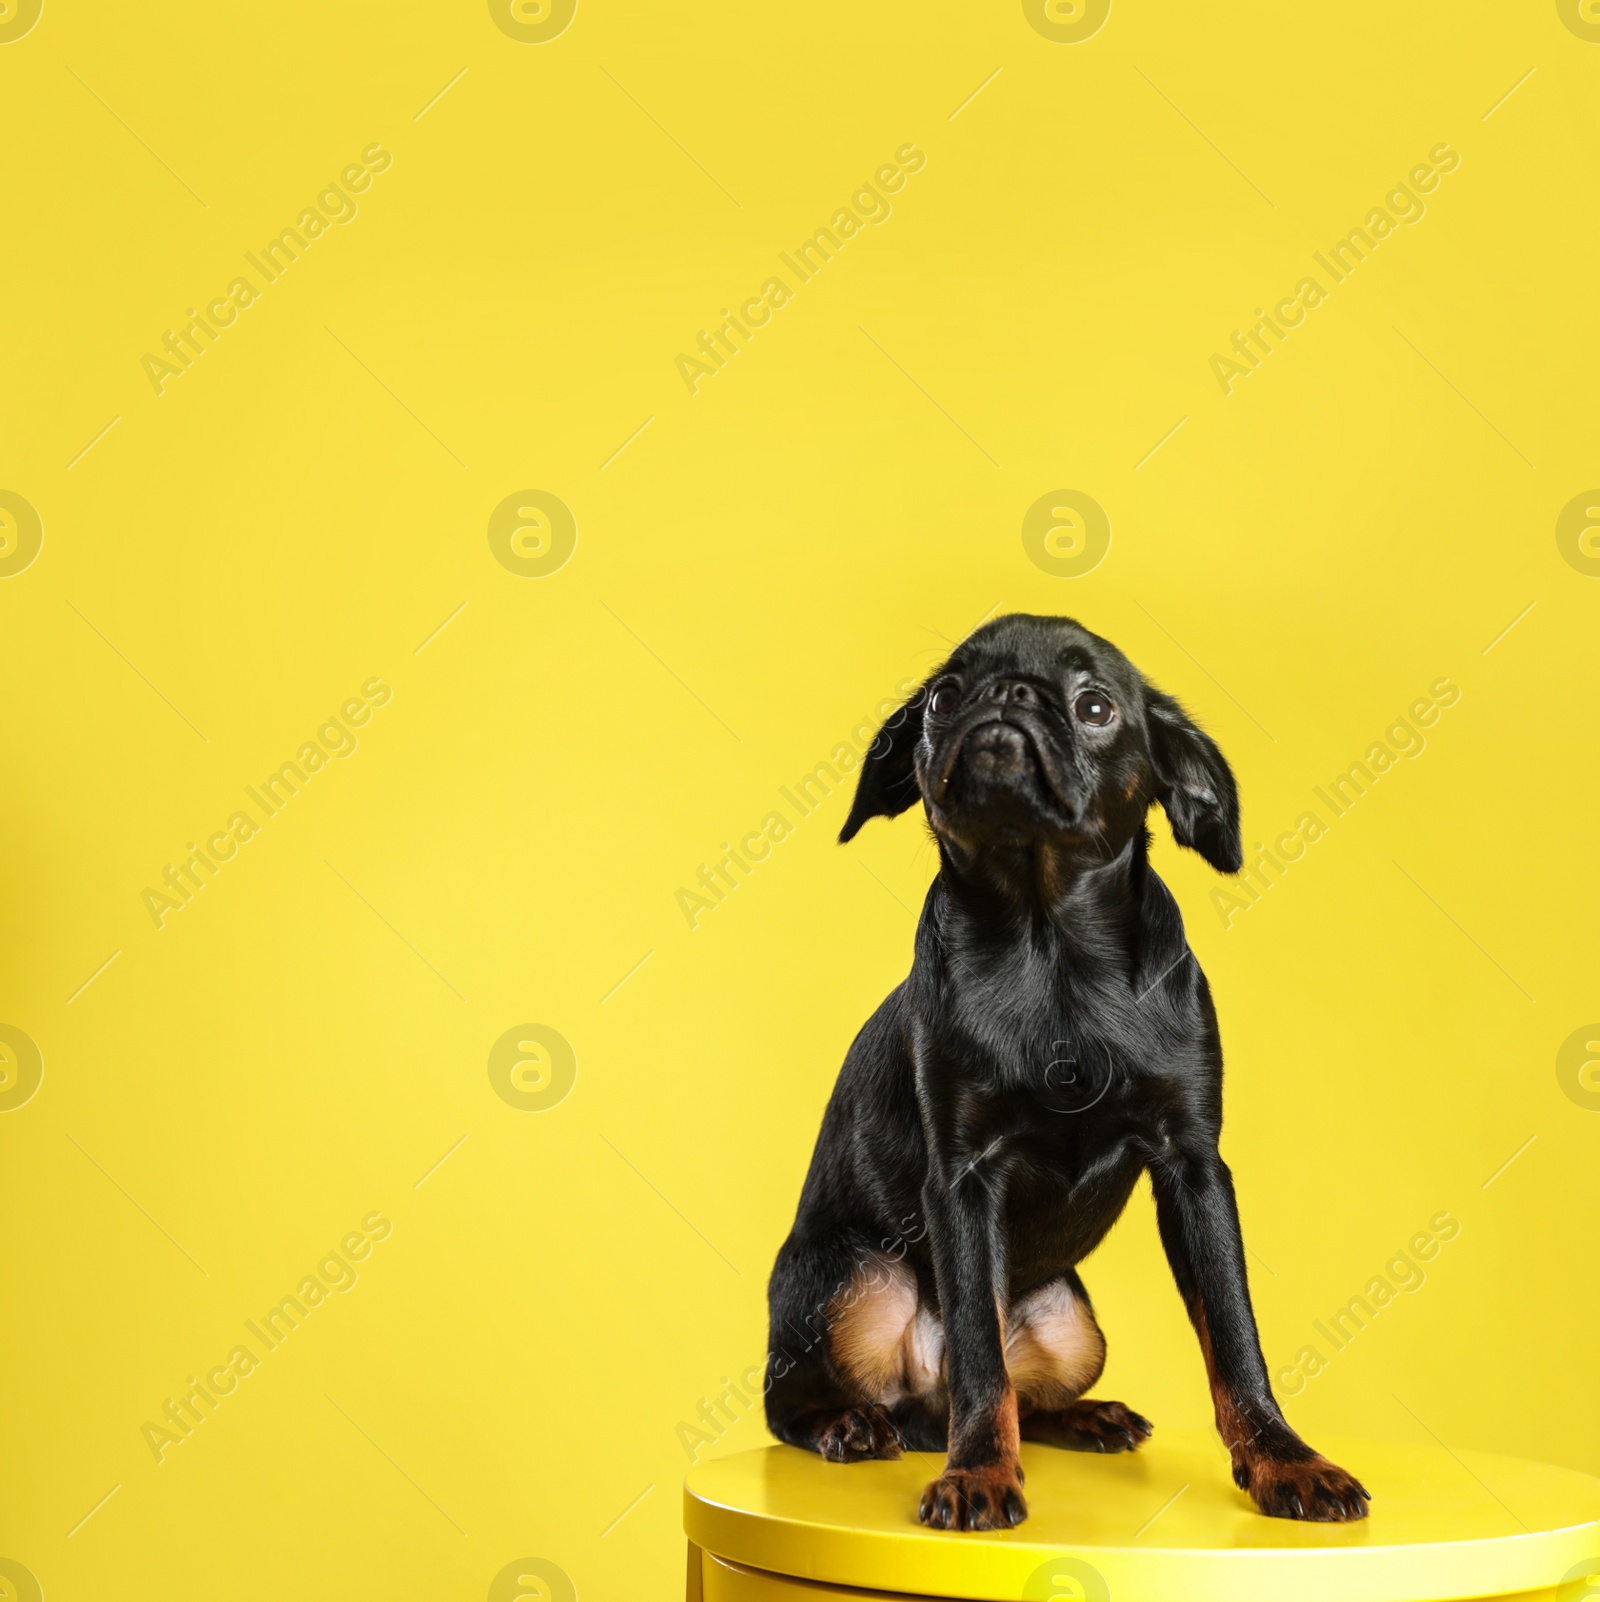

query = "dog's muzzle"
[[964, 721, 1033, 775], [933, 712, 1078, 815]]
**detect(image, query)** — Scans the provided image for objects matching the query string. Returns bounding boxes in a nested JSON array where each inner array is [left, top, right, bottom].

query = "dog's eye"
[[930, 685, 960, 717], [1074, 691, 1114, 726]]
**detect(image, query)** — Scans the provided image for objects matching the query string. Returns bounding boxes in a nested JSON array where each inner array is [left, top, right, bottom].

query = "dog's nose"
[[985, 679, 1038, 708]]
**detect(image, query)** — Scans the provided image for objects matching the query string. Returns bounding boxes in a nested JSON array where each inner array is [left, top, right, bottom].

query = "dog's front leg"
[[916, 1163, 1027, 1530], [1151, 1147, 1370, 1522]]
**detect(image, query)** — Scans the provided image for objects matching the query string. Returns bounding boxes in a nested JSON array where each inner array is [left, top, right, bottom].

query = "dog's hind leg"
[[1010, 1272, 1153, 1453], [1021, 1398, 1154, 1452], [765, 1235, 922, 1462], [887, 1394, 949, 1452]]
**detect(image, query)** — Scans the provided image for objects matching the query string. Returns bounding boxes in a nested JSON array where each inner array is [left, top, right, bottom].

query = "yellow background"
[[1, 1, 1596, 1597]]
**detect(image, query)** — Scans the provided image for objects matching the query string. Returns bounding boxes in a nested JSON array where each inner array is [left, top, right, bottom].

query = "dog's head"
[[839, 613, 1241, 873]]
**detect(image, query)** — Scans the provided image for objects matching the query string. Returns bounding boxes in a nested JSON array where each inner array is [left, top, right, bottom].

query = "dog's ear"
[[1143, 687, 1241, 873], [838, 686, 928, 843]]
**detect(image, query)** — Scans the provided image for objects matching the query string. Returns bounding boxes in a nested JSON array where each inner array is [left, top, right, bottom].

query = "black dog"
[[764, 613, 1368, 1530]]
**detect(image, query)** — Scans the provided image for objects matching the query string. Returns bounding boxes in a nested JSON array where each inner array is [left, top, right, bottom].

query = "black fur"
[[765, 614, 1368, 1528]]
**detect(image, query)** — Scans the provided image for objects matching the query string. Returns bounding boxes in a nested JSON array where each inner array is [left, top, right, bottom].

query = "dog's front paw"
[[918, 1462, 1027, 1530], [1241, 1451, 1370, 1522], [815, 1406, 902, 1464]]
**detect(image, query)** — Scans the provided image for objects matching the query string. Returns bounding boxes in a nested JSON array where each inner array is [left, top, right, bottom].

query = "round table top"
[[683, 1430, 1600, 1601]]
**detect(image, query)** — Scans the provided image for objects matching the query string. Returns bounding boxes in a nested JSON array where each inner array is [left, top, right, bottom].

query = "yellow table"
[[683, 1430, 1600, 1601]]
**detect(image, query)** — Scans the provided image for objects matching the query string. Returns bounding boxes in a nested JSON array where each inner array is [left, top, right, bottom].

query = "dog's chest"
[[943, 970, 1178, 1110]]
